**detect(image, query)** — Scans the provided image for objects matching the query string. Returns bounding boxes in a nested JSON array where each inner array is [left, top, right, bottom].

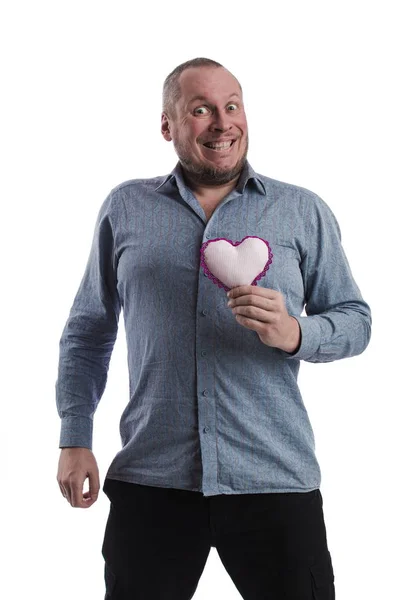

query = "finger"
[[70, 481, 84, 507], [234, 313, 266, 332], [64, 483, 73, 504], [58, 482, 67, 500], [82, 491, 96, 507], [64, 484, 72, 505], [232, 305, 276, 322], [231, 295, 277, 310], [228, 286, 277, 300], [60, 483, 69, 501], [233, 310, 263, 326], [88, 473, 100, 502]]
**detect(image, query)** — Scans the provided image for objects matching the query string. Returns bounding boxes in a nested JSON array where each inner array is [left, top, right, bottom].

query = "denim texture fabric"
[[55, 160, 371, 497]]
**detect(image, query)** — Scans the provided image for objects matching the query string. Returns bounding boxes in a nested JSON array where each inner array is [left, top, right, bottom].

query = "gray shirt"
[[55, 159, 371, 497]]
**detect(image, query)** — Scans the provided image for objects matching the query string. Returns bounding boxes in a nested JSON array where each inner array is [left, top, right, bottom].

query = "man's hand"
[[57, 447, 100, 508], [227, 285, 301, 353]]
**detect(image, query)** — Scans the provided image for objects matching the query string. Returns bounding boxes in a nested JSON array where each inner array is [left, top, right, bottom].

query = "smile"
[[202, 140, 236, 153]]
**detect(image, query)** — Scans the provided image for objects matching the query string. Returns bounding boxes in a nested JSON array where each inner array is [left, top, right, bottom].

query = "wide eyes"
[[194, 104, 239, 115]]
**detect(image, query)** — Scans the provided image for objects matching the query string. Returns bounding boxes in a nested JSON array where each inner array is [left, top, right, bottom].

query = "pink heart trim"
[[200, 236, 273, 291]]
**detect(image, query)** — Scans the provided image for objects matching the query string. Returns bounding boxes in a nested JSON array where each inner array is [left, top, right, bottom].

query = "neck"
[[181, 169, 240, 200]]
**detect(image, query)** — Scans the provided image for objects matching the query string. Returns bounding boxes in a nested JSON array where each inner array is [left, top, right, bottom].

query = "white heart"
[[200, 236, 273, 290]]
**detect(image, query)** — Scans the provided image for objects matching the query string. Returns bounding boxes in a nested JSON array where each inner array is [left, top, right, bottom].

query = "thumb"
[[88, 470, 100, 499]]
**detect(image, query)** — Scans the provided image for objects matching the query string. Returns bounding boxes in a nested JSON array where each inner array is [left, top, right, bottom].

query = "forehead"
[[179, 67, 241, 106]]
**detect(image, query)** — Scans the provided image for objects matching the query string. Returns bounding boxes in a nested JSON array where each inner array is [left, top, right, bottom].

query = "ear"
[[161, 113, 172, 142]]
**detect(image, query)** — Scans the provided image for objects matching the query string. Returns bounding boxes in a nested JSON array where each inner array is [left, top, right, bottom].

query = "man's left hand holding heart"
[[227, 285, 301, 354]]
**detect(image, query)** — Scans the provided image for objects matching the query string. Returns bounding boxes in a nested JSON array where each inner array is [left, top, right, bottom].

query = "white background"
[[2, 1, 398, 598]]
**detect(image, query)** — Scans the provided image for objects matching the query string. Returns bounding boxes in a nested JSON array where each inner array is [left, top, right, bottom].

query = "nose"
[[209, 108, 233, 132]]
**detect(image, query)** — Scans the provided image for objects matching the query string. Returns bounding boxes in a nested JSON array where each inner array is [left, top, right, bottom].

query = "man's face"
[[161, 67, 249, 187]]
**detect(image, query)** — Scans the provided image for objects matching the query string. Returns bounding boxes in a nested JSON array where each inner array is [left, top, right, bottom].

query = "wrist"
[[281, 316, 301, 353]]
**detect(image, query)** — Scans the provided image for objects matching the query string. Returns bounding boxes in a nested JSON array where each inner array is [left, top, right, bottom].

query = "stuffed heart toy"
[[200, 236, 273, 292]]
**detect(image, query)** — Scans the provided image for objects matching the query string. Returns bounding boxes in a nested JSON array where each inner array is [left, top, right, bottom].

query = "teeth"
[[204, 141, 233, 149]]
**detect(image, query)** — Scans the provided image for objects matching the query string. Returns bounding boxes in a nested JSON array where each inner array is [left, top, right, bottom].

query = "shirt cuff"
[[282, 315, 322, 361], [59, 416, 93, 450]]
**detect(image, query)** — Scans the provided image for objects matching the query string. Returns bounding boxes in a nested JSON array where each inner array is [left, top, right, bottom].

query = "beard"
[[173, 135, 249, 187]]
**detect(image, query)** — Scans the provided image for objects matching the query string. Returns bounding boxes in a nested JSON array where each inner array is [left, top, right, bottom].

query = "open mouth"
[[202, 140, 235, 153]]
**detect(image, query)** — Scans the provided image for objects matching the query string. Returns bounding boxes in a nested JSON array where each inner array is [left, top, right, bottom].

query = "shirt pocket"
[[259, 241, 305, 313]]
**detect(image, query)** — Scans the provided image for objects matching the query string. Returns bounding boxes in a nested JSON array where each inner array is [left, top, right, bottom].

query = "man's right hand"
[[56, 447, 100, 508]]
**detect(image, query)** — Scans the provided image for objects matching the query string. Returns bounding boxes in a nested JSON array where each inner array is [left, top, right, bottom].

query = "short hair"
[[162, 57, 242, 121]]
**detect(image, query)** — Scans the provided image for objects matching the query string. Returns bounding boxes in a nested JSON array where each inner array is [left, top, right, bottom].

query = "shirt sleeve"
[[55, 192, 122, 449], [284, 191, 372, 362]]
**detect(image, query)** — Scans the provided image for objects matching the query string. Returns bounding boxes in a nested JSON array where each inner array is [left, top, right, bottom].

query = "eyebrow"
[[187, 92, 241, 107]]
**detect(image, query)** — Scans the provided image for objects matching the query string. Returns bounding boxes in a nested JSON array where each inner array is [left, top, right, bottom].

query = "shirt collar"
[[154, 159, 266, 197]]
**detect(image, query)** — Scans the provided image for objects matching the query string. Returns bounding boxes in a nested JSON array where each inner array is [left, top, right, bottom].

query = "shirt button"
[[203, 426, 210, 433], [202, 389, 208, 396], [202, 309, 208, 316], [201, 350, 207, 357]]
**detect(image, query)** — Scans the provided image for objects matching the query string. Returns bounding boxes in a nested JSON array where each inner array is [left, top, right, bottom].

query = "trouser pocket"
[[310, 551, 335, 599]]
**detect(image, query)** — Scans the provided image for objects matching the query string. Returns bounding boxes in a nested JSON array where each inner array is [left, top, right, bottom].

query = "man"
[[56, 57, 371, 599]]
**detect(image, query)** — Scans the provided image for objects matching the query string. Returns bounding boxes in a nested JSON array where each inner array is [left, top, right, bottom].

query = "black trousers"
[[101, 478, 335, 599]]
